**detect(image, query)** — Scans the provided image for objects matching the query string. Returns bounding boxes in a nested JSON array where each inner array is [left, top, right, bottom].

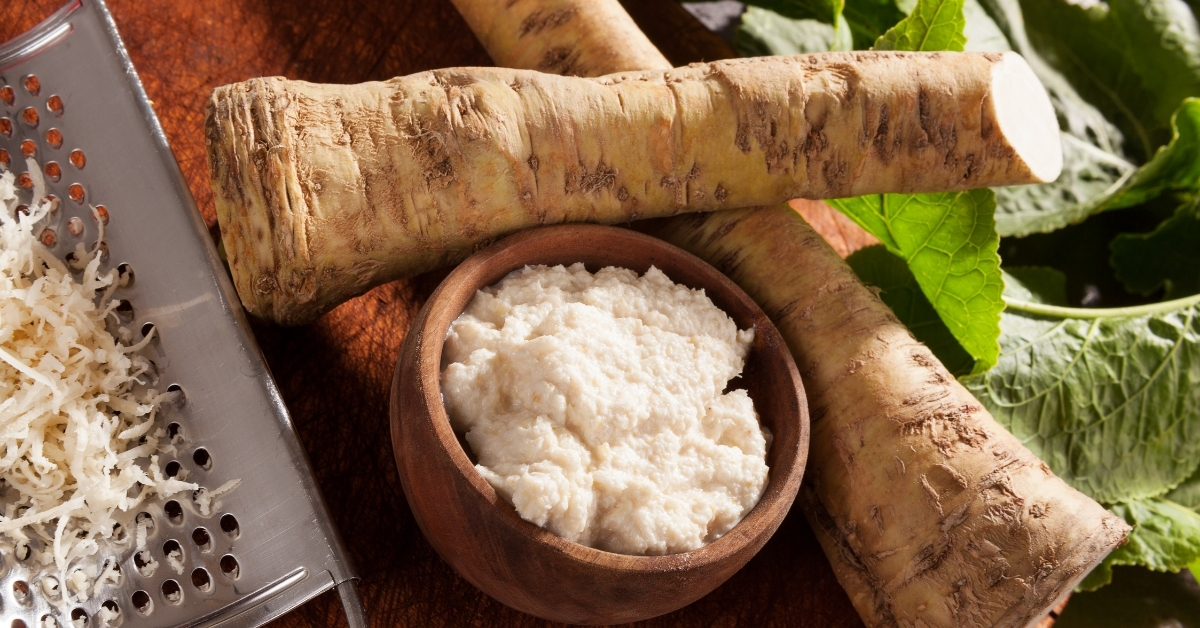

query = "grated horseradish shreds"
[[0, 169, 197, 594]]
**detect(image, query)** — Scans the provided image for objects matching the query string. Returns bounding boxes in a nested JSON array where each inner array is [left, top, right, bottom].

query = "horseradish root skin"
[[206, 52, 1061, 325], [643, 207, 1129, 628], [450, 0, 670, 77], [446, 1, 1118, 623]]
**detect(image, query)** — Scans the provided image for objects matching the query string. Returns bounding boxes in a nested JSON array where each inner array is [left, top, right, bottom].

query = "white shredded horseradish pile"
[[0, 167, 196, 601]]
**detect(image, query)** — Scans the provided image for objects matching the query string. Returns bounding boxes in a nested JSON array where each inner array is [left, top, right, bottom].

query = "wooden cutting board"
[[0, 1, 875, 625]]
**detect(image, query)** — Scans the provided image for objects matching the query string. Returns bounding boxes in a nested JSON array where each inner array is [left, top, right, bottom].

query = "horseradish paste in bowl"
[[440, 262, 769, 555], [389, 223, 807, 624]]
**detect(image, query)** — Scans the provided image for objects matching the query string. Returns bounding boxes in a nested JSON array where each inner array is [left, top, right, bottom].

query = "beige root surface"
[[436, 2, 1122, 625], [208, 52, 1057, 324], [450, 0, 670, 77], [432, 2, 1123, 624], [643, 208, 1129, 628]]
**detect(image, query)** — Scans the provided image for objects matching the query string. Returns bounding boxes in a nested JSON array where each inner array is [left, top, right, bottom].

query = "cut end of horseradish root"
[[990, 51, 1064, 184]]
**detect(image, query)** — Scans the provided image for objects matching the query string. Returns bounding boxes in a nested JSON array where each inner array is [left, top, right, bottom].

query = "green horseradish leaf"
[[842, 0, 908, 48], [736, 0, 846, 23], [733, 0, 906, 50], [1107, 99, 1200, 211], [1001, 98, 1200, 238], [873, 0, 966, 51], [1165, 463, 1200, 511], [847, 245, 976, 376], [962, 292, 1200, 504], [991, 134, 1135, 237], [831, 190, 1003, 373], [977, 0, 1134, 237], [1002, 266, 1069, 306], [1112, 196, 1200, 300], [734, 5, 852, 56], [1017, 0, 1200, 163], [1079, 498, 1200, 591]]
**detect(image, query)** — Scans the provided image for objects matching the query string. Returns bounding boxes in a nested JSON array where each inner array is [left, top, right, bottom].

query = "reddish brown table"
[[0, 2, 865, 625]]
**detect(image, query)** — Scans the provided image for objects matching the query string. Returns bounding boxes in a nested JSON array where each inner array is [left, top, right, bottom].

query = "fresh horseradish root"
[[0, 166, 218, 604], [444, 1, 1128, 625], [440, 263, 768, 555], [206, 50, 1061, 325], [647, 209, 1129, 627], [450, 0, 670, 76]]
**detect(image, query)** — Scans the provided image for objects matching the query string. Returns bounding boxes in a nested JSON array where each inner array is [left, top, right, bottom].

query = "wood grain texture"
[[1, 1, 865, 626], [393, 224, 809, 624]]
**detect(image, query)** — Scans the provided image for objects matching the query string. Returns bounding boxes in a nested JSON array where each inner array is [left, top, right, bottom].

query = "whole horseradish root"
[[442, 0, 1128, 626], [206, 51, 1060, 325], [644, 209, 1129, 627]]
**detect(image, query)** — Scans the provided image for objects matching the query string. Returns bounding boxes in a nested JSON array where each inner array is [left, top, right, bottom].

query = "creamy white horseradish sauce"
[[440, 263, 770, 555]]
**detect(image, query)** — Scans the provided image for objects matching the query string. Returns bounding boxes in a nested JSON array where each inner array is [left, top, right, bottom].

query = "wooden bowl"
[[389, 224, 809, 625]]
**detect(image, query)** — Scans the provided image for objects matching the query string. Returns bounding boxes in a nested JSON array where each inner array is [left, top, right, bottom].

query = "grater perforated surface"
[[0, 1, 365, 626]]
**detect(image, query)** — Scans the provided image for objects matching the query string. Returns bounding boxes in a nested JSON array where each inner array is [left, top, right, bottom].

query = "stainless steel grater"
[[0, 1, 367, 626]]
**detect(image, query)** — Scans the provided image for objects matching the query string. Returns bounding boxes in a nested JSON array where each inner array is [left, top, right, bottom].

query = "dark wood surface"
[[393, 224, 810, 624], [0, 2, 864, 626]]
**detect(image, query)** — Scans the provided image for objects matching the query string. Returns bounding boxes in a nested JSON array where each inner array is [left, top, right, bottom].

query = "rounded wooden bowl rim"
[[401, 223, 808, 573]]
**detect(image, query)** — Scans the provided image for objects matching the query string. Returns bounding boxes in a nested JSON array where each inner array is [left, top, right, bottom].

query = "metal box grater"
[[0, 1, 366, 626]]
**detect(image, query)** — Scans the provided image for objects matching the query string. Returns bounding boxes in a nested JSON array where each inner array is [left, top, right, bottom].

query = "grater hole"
[[192, 527, 212, 552], [164, 500, 183, 524], [46, 128, 63, 149], [69, 149, 86, 170], [161, 580, 182, 605], [190, 568, 212, 592], [69, 609, 87, 628], [40, 228, 57, 248], [132, 590, 152, 615], [140, 322, 154, 338], [167, 384, 185, 405], [68, 183, 84, 203], [0, 117, 11, 138], [165, 460, 182, 479], [164, 539, 184, 573], [14, 580, 30, 606], [220, 514, 239, 538], [20, 140, 35, 157], [133, 550, 157, 578], [92, 241, 109, 264], [111, 521, 128, 544], [15, 540, 30, 561], [115, 300, 134, 322], [40, 576, 61, 599], [13, 620, 27, 628], [193, 448, 212, 470], [93, 204, 109, 224], [67, 217, 84, 237], [117, 263, 134, 287], [99, 600, 120, 625], [0, 85, 13, 106], [220, 554, 240, 579], [22, 107, 39, 128], [0, 148, 9, 166], [167, 422, 183, 443], [23, 75, 40, 97], [101, 558, 123, 586], [47, 95, 64, 116], [39, 616, 58, 628], [17, 172, 32, 189], [45, 161, 61, 182], [135, 511, 154, 548]]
